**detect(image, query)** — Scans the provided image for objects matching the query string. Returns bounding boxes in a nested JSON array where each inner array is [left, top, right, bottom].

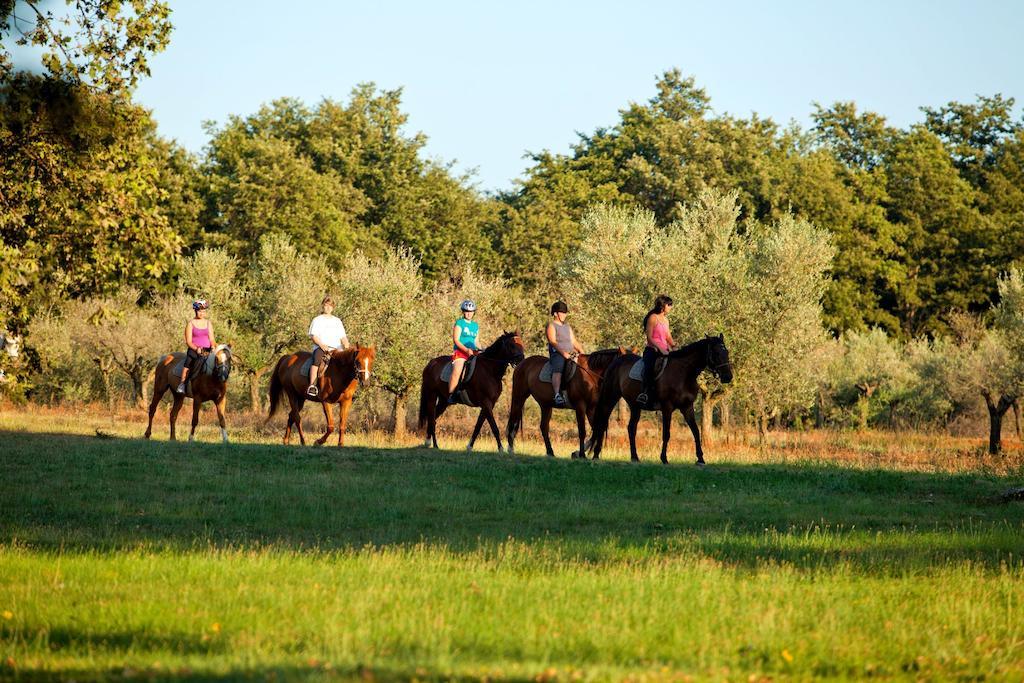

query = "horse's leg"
[[430, 394, 450, 449], [682, 402, 704, 466], [659, 406, 674, 464], [572, 405, 587, 459], [188, 398, 201, 443], [315, 400, 334, 446], [627, 403, 642, 462], [505, 386, 528, 456], [294, 402, 307, 446], [539, 404, 555, 457], [466, 410, 486, 452], [483, 405, 503, 453], [168, 394, 184, 441], [337, 397, 353, 448], [144, 381, 167, 439], [215, 395, 228, 444]]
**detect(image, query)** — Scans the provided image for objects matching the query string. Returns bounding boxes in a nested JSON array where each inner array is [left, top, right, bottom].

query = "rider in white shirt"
[[307, 296, 350, 397]]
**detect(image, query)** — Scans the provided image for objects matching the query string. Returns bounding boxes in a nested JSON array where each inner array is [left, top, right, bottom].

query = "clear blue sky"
[[126, 1, 1023, 192]]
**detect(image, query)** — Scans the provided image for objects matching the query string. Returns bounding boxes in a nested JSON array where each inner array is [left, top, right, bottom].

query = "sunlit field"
[[2, 406, 1023, 681]]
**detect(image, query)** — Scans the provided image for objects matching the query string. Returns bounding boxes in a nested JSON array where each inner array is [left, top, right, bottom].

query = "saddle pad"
[[169, 350, 218, 386], [628, 356, 668, 382], [300, 356, 314, 378], [538, 360, 577, 384], [441, 356, 477, 383]]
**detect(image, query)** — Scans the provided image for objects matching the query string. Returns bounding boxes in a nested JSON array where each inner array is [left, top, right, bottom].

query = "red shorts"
[[452, 349, 473, 361]]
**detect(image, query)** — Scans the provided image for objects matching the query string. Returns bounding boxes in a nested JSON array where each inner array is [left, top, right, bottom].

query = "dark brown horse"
[[267, 344, 376, 447], [418, 331, 526, 452], [590, 335, 733, 465], [506, 348, 627, 458], [145, 345, 233, 443]]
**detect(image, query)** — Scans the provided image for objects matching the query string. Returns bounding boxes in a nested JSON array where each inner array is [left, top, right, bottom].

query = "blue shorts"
[[548, 346, 566, 373]]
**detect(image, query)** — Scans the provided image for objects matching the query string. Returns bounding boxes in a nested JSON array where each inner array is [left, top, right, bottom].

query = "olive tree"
[[826, 328, 912, 429], [241, 235, 331, 411], [335, 248, 434, 435], [561, 191, 833, 440]]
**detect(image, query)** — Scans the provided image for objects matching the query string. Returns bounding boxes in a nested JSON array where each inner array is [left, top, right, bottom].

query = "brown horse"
[[506, 348, 627, 459], [267, 344, 376, 447], [590, 335, 733, 465], [145, 345, 233, 443], [418, 331, 526, 452]]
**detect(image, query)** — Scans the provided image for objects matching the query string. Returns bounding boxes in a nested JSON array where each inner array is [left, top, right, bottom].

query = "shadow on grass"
[[5, 664, 534, 682], [2, 430, 1023, 570]]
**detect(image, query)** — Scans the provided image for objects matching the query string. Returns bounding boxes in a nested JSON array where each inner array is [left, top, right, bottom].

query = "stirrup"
[[636, 392, 649, 405], [553, 393, 566, 406], [306, 385, 319, 397]]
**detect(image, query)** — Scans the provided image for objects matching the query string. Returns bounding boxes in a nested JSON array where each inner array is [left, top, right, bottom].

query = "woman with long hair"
[[636, 294, 676, 407]]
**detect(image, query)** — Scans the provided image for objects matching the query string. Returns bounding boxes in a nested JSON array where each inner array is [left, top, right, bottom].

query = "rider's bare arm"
[[207, 323, 216, 349], [185, 321, 196, 351], [340, 336, 350, 350], [571, 329, 584, 354]]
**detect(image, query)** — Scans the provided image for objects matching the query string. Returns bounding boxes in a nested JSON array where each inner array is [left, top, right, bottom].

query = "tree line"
[[2, 1, 1023, 450]]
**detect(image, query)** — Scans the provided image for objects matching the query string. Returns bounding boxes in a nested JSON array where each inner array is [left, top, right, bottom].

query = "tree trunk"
[[985, 394, 1015, 455], [249, 367, 267, 413], [130, 369, 145, 409], [1013, 400, 1021, 440], [700, 391, 717, 446], [392, 391, 408, 437]]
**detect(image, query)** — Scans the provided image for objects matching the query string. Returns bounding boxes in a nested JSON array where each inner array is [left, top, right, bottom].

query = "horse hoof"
[[695, 460, 706, 467], [571, 451, 580, 458]]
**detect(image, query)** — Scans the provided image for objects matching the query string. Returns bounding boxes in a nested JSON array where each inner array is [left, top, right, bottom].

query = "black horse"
[[589, 335, 733, 465]]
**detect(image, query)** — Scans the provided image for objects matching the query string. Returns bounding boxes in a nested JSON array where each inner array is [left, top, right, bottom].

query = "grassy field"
[[2, 408, 1024, 681]]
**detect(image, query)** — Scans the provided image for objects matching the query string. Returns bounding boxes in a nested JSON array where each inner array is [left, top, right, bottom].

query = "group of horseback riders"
[[174, 294, 678, 406], [175, 293, 679, 409], [163, 290, 730, 463]]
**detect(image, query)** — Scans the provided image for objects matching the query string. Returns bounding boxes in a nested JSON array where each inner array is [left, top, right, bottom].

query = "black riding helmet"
[[551, 301, 568, 315]]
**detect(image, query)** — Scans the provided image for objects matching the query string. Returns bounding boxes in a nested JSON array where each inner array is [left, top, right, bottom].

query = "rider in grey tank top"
[[548, 320, 574, 355]]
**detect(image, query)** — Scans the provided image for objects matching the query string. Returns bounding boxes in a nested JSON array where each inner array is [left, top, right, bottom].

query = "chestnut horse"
[[145, 345, 233, 443], [267, 344, 376, 447], [418, 331, 525, 452], [506, 348, 627, 459], [590, 335, 733, 465]]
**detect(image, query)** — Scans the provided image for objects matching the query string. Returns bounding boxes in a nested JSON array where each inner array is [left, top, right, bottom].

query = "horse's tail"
[[267, 356, 286, 422], [417, 363, 433, 431], [591, 355, 631, 452], [506, 362, 529, 444]]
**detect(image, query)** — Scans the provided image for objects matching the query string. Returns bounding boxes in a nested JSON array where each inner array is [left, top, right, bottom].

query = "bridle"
[[706, 342, 732, 378]]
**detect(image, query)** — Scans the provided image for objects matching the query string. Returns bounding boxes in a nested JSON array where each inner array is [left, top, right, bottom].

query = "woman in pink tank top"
[[637, 294, 676, 406], [177, 299, 217, 394]]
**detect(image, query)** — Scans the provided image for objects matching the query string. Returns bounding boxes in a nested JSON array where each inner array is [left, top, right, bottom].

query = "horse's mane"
[[480, 331, 517, 358], [668, 337, 712, 359], [585, 348, 624, 372], [331, 347, 359, 363]]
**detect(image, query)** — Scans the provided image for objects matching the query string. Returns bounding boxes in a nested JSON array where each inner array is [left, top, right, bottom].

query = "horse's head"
[[213, 344, 232, 382], [706, 334, 733, 384], [341, 344, 375, 387], [504, 330, 527, 366]]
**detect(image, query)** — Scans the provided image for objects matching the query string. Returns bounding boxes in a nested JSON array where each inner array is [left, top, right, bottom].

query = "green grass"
[[2, 424, 1024, 681]]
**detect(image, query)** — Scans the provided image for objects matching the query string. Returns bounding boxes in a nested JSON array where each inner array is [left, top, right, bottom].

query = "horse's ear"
[[718, 332, 725, 342]]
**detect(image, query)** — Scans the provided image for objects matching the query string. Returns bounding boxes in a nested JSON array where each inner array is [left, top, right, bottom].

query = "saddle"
[[169, 350, 217, 398], [538, 359, 577, 384], [299, 353, 331, 379], [628, 356, 668, 382], [441, 357, 478, 407], [441, 356, 478, 384]]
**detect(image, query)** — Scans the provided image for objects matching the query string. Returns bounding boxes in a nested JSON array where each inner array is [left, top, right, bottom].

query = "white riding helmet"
[[460, 299, 477, 312]]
